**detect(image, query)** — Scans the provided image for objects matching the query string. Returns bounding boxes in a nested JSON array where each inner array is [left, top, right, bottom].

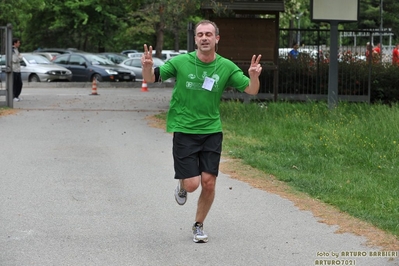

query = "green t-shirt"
[[160, 52, 250, 134]]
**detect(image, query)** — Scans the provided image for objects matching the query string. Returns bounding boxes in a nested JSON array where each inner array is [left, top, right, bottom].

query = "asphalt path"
[[1, 85, 398, 266]]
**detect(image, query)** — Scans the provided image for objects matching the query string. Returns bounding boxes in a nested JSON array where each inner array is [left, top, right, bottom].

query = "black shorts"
[[173, 132, 223, 179]]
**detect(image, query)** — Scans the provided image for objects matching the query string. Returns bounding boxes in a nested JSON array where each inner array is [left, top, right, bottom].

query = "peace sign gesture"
[[141, 44, 154, 69], [142, 44, 155, 82], [248, 54, 262, 78]]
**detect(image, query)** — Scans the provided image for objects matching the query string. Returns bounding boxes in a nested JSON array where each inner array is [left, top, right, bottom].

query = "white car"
[[153, 50, 182, 61], [0, 53, 72, 82], [128, 50, 186, 61], [119, 57, 174, 82], [128, 52, 143, 58], [33, 52, 60, 61]]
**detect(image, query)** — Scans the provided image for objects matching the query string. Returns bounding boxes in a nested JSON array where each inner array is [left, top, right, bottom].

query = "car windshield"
[[23, 54, 52, 64], [128, 53, 143, 58], [86, 54, 114, 65], [0, 55, 5, 66], [102, 53, 128, 64], [153, 58, 165, 67]]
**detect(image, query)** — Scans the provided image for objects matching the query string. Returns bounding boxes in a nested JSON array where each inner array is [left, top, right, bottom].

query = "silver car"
[[119, 57, 173, 82], [33, 52, 60, 61], [0, 53, 72, 82]]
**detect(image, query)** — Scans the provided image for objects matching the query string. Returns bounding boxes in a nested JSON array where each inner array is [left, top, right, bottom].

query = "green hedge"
[[246, 57, 399, 104]]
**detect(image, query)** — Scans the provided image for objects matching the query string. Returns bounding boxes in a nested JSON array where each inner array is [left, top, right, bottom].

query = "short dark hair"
[[195, 20, 219, 36], [12, 38, 20, 45]]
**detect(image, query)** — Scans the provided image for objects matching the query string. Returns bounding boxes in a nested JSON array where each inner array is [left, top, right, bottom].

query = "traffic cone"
[[141, 80, 148, 92], [90, 78, 99, 95]]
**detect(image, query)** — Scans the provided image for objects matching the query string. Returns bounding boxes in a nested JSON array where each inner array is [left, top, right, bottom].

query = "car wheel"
[[92, 74, 102, 82], [29, 74, 40, 82]]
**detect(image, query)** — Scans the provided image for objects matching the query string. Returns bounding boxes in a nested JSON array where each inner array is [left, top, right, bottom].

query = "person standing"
[[141, 20, 262, 243], [392, 43, 399, 66], [288, 43, 299, 60], [12, 38, 23, 101], [372, 43, 381, 64], [365, 42, 373, 63]]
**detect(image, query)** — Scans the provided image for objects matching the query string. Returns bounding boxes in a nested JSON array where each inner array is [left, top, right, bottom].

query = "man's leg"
[[195, 172, 216, 223], [194, 133, 221, 223], [175, 175, 200, 205], [17, 73, 23, 98], [13, 73, 18, 98], [182, 176, 200, 192], [191, 172, 216, 243], [13, 73, 22, 99]]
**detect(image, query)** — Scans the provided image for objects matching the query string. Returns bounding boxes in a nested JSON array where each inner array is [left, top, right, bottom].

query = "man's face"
[[195, 23, 219, 53], [14, 41, 21, 48]]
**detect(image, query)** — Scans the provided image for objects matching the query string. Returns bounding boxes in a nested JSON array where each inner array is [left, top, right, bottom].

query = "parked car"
[[128, 52, 144, 58], [34, 52, 60, 61], [33, 48, 85, 54], [152, 50, 181, 61], [52, 52, 136, 82], [121, 49, 139, 56], [0, 53, 72, 82], [163, 49, 187, 54], [128, 50, 186, 60], [119, 57, 173, 82], [100, 53, 128, 64]]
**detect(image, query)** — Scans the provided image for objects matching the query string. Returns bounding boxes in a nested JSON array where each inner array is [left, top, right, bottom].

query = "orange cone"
[[90, 78, 99, 95], [141, 80, 148, 92]]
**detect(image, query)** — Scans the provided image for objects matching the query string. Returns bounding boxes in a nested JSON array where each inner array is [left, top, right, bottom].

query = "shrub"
[[233, 57, 399, 104]]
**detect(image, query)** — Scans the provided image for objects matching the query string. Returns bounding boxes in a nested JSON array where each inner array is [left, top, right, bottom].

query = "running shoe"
[[192, 222, 208, 243], [174, 180, 187, 205]]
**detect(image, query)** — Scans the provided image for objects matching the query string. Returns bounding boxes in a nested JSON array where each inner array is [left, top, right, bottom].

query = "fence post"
[[367, 34, 372, 104], [328, 21, 339, 109], [6, 23, 13, 108]]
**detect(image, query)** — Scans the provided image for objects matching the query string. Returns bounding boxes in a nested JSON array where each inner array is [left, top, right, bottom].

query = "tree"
[[164, 1, 201, 52], [329, 0, 399, 45], [127, 0, 201, 58], [21, 0, 141, 52], [0, 0, 45, 52], [279, 0, 304, 47], [377, 0, 399, 39], [1, 0, 398, 53]]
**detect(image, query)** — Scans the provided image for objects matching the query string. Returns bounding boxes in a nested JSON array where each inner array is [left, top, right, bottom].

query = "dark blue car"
[[52, 52, 135, 82]]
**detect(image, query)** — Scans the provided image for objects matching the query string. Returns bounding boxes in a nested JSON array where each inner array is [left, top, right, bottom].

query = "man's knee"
[[201, 172, 216, 191], [183, 176, 201, 192]]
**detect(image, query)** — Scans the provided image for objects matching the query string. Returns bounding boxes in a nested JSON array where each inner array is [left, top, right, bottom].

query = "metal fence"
[[0, 24, 13, 107], [0, 26, 7, 105], [225, 28, 397, 104]]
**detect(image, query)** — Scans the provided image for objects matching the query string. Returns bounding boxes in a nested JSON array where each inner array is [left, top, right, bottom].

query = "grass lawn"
[[219, 101, 399, 238]]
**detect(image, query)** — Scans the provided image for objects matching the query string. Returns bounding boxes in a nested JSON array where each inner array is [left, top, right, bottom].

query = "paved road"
[[1, 86, 398, 266]]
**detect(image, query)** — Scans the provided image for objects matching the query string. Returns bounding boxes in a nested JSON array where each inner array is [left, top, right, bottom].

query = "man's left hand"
[[248, 54, 262, 78]]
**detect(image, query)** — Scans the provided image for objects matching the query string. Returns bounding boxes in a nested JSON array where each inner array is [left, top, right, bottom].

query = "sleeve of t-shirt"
[[226, 63, 250, 92], [159, 61, 176, 82]]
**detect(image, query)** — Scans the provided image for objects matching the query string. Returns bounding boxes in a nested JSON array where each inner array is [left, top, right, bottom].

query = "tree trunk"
[[155, 21, 164, 59], [289, 19, 295, 48], [173, 22, 180, 52], [155, 5, 165, 58]]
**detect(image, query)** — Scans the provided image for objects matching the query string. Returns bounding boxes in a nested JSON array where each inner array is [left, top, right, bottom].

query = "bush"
[[252, 57, 399, 104]]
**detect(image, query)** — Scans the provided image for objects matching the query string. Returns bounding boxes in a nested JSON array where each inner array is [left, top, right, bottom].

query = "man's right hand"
[[141, 44, 155, 82], [141, 44, 154, 68]]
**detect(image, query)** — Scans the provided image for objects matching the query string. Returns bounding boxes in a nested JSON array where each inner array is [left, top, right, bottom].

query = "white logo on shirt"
[[212, 74, 220, 83]]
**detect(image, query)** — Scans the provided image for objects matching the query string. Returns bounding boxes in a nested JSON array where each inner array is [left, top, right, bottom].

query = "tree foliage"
[[125, 0, 201, 57], [0, 0, 397, 53]]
